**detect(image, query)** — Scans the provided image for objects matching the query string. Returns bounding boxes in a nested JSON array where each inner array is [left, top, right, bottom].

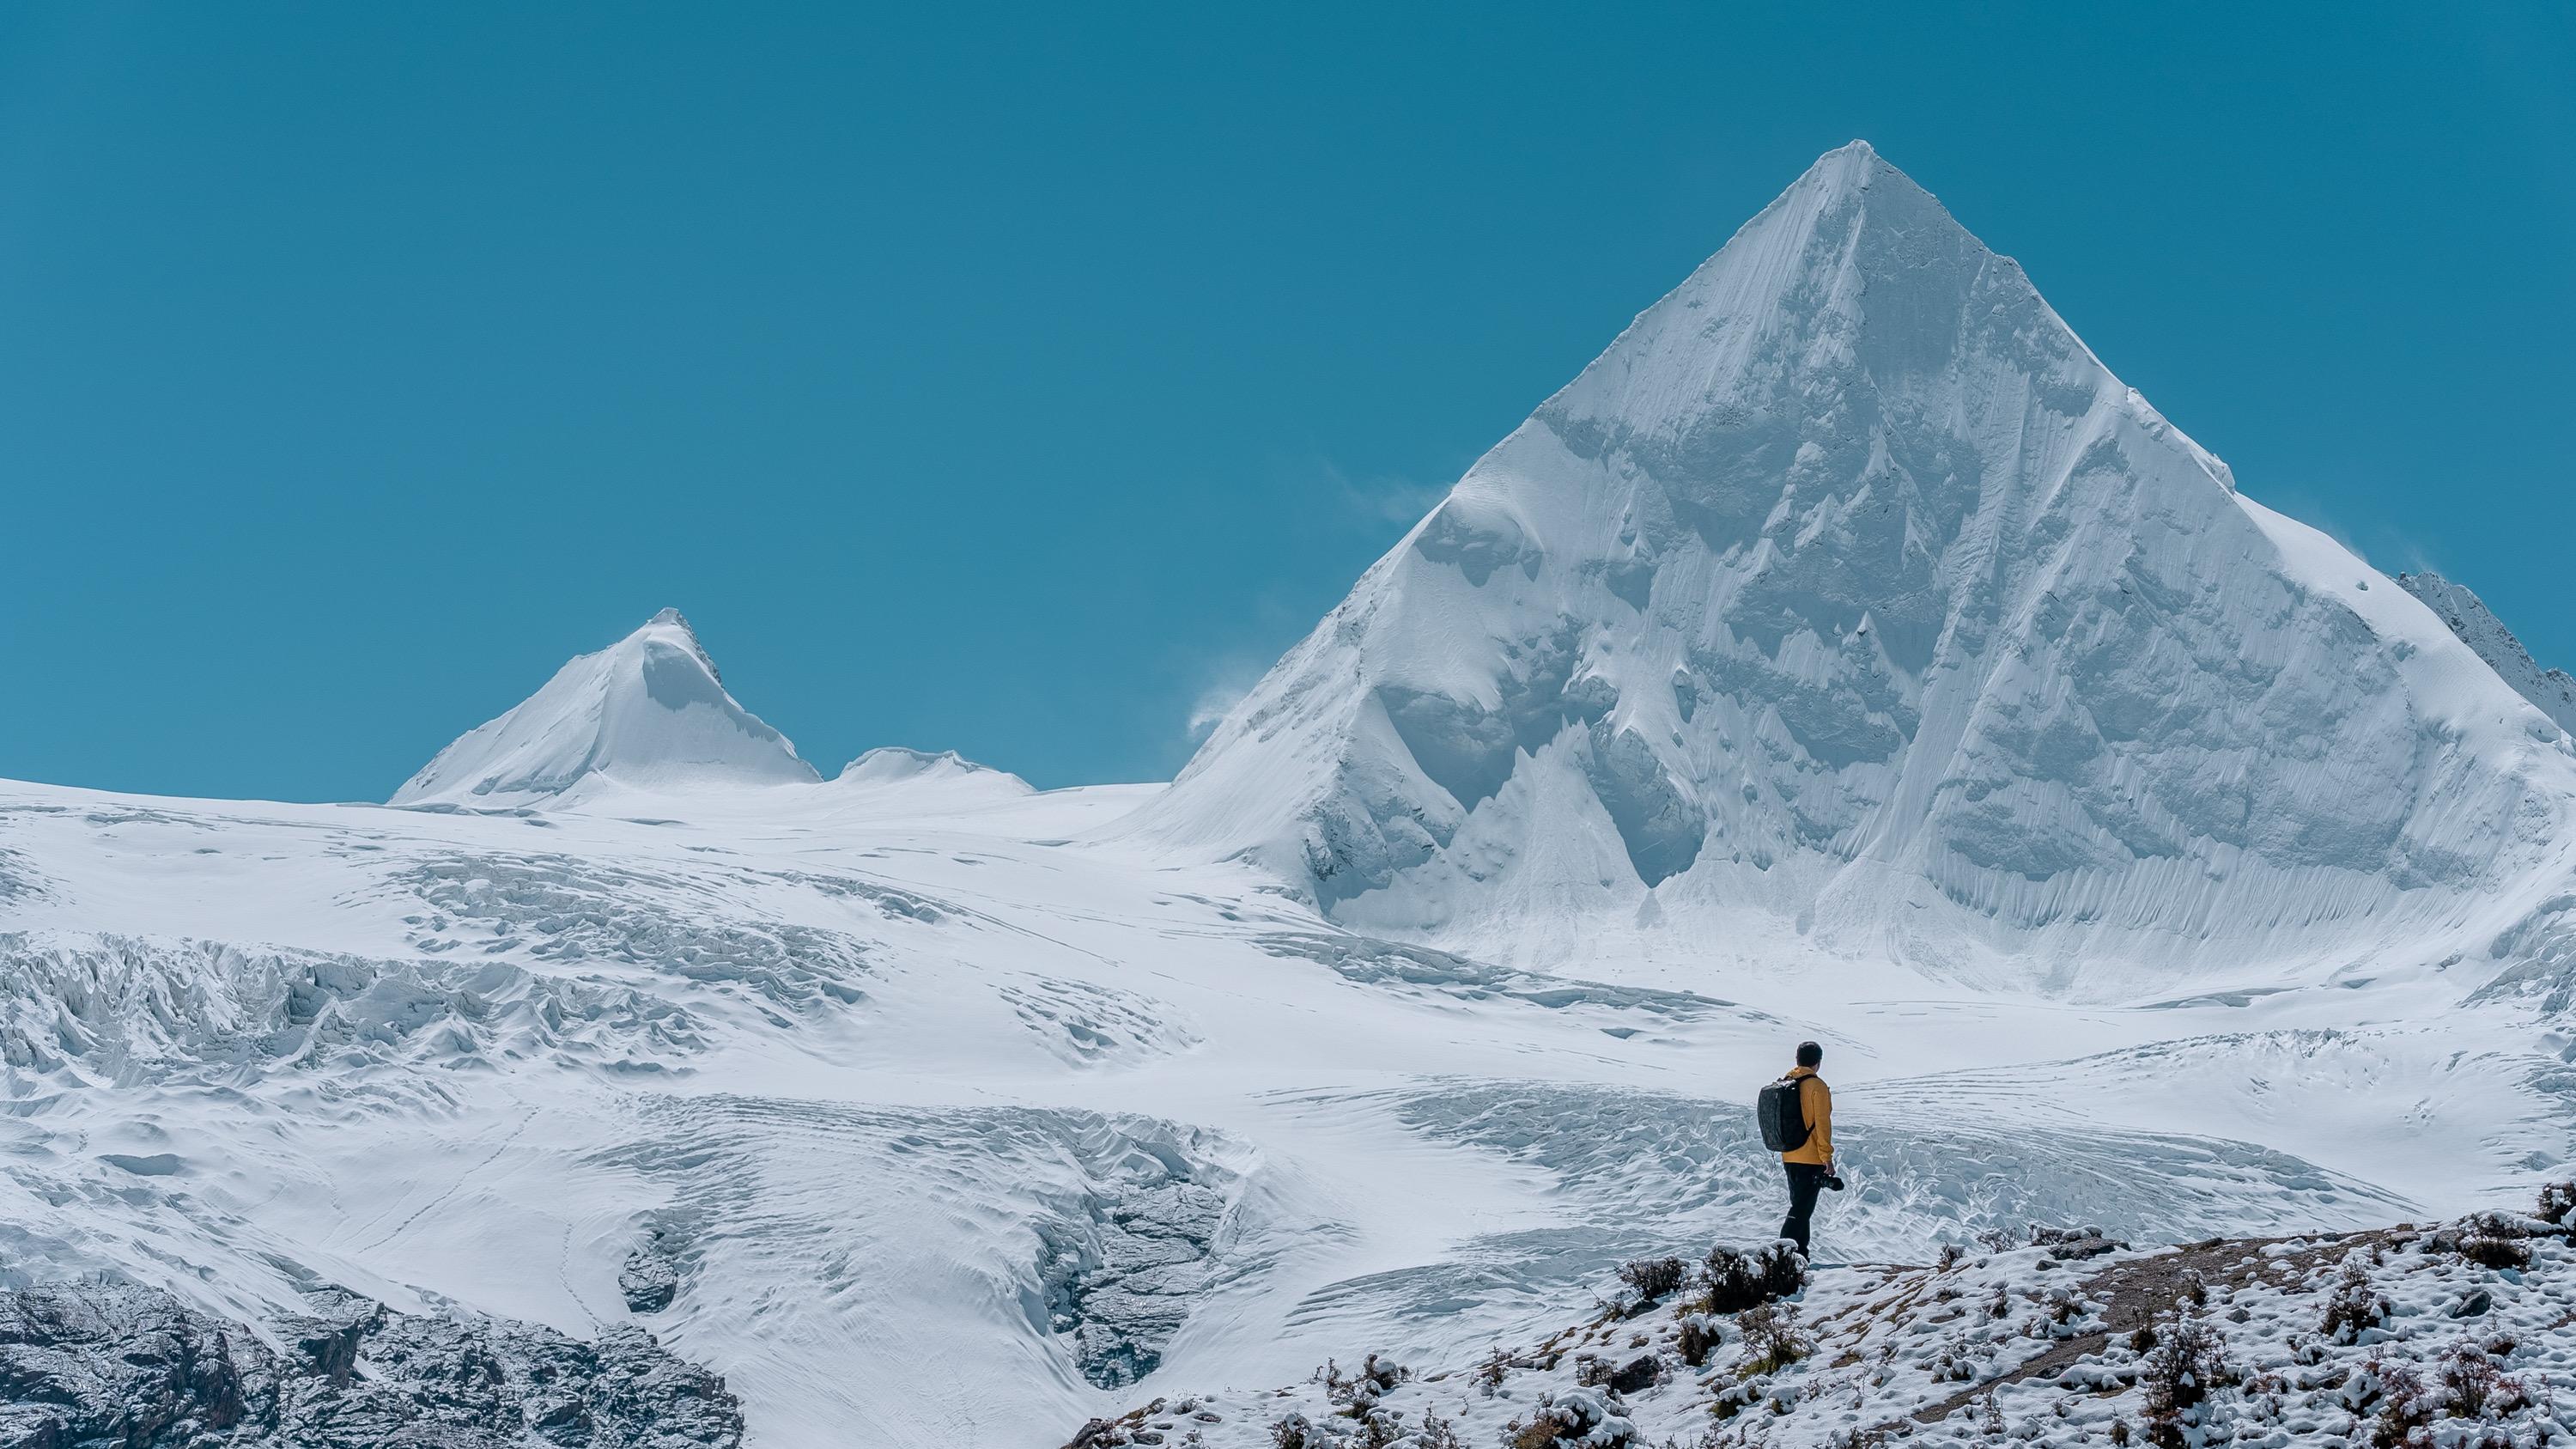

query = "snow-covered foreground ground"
[[3, 769, 2567, 1444], [1106, 1210, 2576, 1447]]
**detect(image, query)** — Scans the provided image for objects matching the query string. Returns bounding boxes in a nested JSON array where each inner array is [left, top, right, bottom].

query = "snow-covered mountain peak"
[[1137, 143, 2574, 983], [641, 606, 720, 673], [390, 610, 818, 808]]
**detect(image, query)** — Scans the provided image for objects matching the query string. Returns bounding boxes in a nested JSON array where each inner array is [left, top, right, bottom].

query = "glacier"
[[5, 144, 2576, 1446]]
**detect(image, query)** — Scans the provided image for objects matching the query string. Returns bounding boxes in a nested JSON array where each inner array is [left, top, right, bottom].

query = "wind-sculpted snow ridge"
[[1138, 141, 2576, 985], [1069, 1202, 2576, 1449], [0, 1277, 744, 1447], [2399, 570, 2576, 734], [392, 609, 819, 808]]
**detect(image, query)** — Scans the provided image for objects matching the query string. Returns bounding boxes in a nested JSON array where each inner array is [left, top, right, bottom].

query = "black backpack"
[[1756, 1074, 1812, 1153]]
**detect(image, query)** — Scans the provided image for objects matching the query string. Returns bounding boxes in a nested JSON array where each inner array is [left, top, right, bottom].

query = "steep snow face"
[[2398, 571, 2576, 734], [391, 610, 819, 807], [1141, 143, 2576, 979]]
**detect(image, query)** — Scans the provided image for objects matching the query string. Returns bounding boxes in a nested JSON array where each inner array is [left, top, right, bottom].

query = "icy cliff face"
[[391, 610, 819, 807], [1142, 143, 2576, 974], [2398, 571, 2576, 734]]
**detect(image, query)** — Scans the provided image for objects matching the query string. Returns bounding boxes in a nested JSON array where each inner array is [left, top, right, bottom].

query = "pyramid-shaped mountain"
[[1139, 143, 2576, 981], [392, 609, 819, 807]]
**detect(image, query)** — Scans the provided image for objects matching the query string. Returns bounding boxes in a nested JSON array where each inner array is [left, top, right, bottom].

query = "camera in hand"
[[1823, 1173, 1845, 1192]]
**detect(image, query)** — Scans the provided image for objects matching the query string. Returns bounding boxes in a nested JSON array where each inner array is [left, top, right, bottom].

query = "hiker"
[[1759, 1040, 1844, 1259]]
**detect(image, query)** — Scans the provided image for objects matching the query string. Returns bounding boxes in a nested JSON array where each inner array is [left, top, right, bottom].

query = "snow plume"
[[1185, 661, 1264, 743]]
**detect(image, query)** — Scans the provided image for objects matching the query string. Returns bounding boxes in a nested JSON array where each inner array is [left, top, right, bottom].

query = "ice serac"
[[1137, 142, 2576, 980], [2397, 571, 2576, 734], [391, 609, 819, 807]]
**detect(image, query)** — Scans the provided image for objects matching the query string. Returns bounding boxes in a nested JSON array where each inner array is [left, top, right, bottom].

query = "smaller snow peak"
[[828, 746, 1036, 808], [389, 611, 817, 808], [841, 747, 985, 782], [836, 747, 1032, 795]]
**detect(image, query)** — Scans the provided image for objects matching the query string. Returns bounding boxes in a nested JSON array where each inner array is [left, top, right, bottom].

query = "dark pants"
[[1780, 1162, 1827, 1257]]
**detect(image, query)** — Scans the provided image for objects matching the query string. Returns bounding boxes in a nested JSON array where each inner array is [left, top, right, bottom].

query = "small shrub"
[[2140, 1305, 2228, 1449], [1617, 1255, 1687, 1305], [2440, 1339, 2530, 1421], [1700, 1242, 1805, 1315], [1270, 1412, 1313, 1449], [2459, 1228, 2532, 1271], [2108, 1418, 2131, 1446], [1320, 1354, 1407, 1418], [1411, 1413, 1465, 1449], [2538, 1180, 2575, 1227], [1935, 1242, 1965, 1271], [1737, 1303, 1810, 1373], [2045, 1286, 2083, 1328], [1475, 1347, 1508, 1396], [2322, 1254, 2391, 1342], [1676, 1313, 1722, 1368], [2366, 1358, 2433, 1449], [1509, 1388, 1635, 1449]]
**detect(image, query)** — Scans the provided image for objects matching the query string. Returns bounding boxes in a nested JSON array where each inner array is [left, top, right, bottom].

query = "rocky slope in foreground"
[[1069, 1189, 2576, 1448]]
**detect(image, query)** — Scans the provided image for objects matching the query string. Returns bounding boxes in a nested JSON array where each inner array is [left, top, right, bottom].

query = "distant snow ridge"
[[1140, 141, 2576, 977], [826, 746, 1036, 812], [837, 746, 1030, 792], [2397, 571, 2576, 734], [391, 609, 817, 807]]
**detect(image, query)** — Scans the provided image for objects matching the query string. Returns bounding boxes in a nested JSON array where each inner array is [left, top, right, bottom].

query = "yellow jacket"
[[1780, 1068, 1832, 1166]]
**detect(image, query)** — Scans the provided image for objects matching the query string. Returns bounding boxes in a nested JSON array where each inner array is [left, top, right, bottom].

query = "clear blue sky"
[[4, 4, 2570, 800]]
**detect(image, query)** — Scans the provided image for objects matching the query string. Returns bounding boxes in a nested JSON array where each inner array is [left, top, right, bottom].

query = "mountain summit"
[[391, 609, 819, 807], [1138, 143, 2576, 981]]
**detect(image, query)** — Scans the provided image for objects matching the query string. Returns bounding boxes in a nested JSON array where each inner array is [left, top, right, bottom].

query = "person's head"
[[1795, 1041, 1823, 1069]]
